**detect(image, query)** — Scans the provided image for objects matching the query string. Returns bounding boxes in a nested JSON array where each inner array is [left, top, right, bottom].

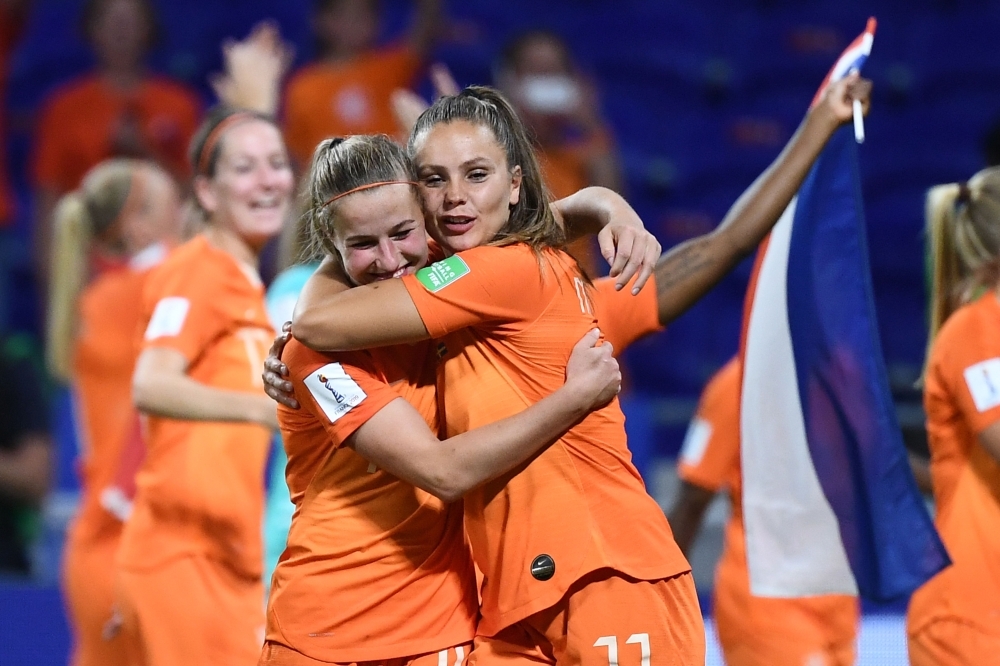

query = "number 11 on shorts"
[[594, 634, 650, 666]]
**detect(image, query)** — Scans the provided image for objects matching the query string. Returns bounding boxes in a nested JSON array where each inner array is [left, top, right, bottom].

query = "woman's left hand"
[[599, 218, 662, 295]]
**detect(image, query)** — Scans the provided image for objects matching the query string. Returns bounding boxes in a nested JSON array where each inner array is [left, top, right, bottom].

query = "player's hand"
[[815, 71, 872, 128], [599, 217, 661, 295], [262, 322, 298, 409], [565, 329, 621, 408]]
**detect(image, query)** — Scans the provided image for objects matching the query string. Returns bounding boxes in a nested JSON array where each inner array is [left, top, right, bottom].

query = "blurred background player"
[[669, 357, 860, 666], [907, 168, 1000, 665], [282, 0, 441, 170], [496, 30, 622, 277], [30, 0, 200, 293], [115, 107, 291, 664], [46, 157, 182, 666]]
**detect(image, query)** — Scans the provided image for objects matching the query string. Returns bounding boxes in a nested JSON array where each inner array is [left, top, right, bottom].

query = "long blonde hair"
[[46, 159, 137, 381], [925, 166, 1000, 363]]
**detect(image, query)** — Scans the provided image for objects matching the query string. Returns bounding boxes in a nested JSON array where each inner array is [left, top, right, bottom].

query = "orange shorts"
[[469, 570, 704, 666], [62, 532, 129, 666], [713, 583, 857, 666], [908, 619, 1000, 666], [259, 640, 473, 666], [116, 554, 265, 666]]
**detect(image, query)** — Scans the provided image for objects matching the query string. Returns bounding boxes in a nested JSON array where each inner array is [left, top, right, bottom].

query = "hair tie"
[[197, 112, 258, 176], [321, 181, 418, 208], [956, 181, 972, 208]]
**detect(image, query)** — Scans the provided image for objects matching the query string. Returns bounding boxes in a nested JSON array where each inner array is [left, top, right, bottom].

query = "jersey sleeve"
[[937, 314, 1000, 435], [140, 262, 230, 362], [288, 346, 400, 446], [591, 275, 663, 353], [401, 245, 547, 338], [677, 359, 741, 492]]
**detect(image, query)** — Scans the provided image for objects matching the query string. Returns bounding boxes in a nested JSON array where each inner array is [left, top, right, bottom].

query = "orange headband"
[[196, 112, 258, 176], [321, 180, 419, 208]]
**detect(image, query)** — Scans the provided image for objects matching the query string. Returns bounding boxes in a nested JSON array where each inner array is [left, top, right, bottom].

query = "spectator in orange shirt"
[[496, 30, 623, 276], [282, 0, 441, 169], [907, 168, 1000, 665], [46, 158, 182, 666], [669, 358, 860, 666], [115, 107, 292, 665], [31, 0, 201, 288]]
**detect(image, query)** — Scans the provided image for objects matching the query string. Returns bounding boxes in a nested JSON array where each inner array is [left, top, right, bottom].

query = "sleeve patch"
[[415, 256, 470, 292], [680, 417, 713, 467], [144, 297, 191, 340], [304, 363, 367, 424], [963, 358, 1000, 412]]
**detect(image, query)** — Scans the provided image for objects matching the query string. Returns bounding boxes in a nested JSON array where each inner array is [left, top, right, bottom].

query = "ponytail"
[[45, 158, 137, 381], [924, 167, 1000, 370], [46, 194, 92, 381]]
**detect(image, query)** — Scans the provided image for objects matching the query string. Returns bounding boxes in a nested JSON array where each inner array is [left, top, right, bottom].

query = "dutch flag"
[[739, 18, 950, 601]]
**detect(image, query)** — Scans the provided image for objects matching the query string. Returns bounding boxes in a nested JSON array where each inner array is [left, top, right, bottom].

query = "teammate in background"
[[32, 0, 200, 287], [669, 358, 860, 666], [282, 0, 441, 168], [115, 107, 292, 664], [46, 158, 182, 666], [280, 74, 868, 666], [907, 168, 1000, 665]]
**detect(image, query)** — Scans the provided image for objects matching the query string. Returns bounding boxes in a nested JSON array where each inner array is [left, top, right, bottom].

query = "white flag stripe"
[[741, 198, 859, 597]]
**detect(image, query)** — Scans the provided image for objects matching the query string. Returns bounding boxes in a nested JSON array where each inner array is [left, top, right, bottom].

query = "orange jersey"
[[401, 245, 687, 636], [677, 359, 858, 659], [116, 235, 273, 579], [267, 339, 478, 662], [282, 45, 421, 167], [68, 264, 151, 543], [32, 74, 201, 192], [908, 293, 1000, 638]]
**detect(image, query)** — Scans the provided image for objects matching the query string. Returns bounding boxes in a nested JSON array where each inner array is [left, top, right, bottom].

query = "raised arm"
[[552, 186, 661, 293], [652, 73, 871, 326], [348, 330, 619, 502]]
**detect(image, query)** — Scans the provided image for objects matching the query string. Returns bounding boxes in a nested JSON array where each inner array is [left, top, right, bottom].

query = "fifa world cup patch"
[[305, 363, 367, 423], [963, 357, 1000, 412], [145, 296, 190, 339], [416, 256, 470, 292]]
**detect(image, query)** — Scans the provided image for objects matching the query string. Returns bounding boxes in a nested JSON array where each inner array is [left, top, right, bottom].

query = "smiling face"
[[194, 120, 293, 251], [411, 120, 522, 254], [330, 183, 429, 285]]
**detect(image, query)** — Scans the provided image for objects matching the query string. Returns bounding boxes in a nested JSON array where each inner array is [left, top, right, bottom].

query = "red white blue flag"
[[739, 19, 950, 601]]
